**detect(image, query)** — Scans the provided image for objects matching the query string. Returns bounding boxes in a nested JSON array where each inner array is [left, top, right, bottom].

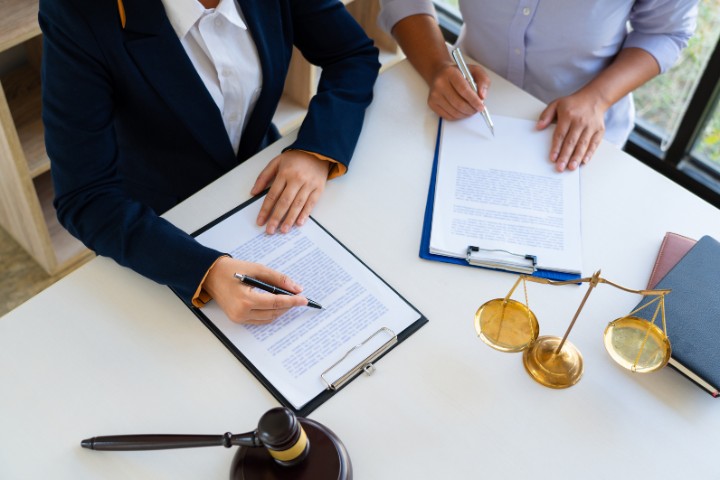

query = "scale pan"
[[603, 316, 671, 373], [474, 298, 539, 352]]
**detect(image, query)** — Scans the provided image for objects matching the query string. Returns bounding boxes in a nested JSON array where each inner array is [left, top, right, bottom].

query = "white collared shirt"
[[161, 0, 262, 154]]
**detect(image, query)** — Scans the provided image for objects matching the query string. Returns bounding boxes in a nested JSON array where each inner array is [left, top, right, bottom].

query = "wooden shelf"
[[0, 0, 90, 276], [2, 63, 49, 178], [0, 0, 41, 52]]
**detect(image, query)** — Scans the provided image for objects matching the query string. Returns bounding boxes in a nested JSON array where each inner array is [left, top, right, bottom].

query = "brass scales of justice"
[[474, 270, 672, 388]]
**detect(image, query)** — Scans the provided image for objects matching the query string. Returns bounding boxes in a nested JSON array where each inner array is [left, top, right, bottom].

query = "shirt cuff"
[[191, 255, 229, 308], [292, 149, 347, 180]]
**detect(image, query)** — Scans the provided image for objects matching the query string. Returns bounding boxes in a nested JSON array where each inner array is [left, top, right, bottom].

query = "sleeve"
[[624, 0, 699, 73], [282, 0, 380, 170], [291, 149, 347, 179], [377, 0, 437, 34], [39, 0, 223, 304]]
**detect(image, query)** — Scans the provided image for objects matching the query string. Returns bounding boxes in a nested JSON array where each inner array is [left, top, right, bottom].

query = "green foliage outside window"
[[634, 0, 720, 165]]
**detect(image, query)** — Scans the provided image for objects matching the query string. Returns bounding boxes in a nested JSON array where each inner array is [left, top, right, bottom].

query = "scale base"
[[523, 336, 584, 389], [230, 418, 351, 480]]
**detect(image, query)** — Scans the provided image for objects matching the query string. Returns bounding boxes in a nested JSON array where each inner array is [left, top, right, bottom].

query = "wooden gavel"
[[81, 407, 351, 479]]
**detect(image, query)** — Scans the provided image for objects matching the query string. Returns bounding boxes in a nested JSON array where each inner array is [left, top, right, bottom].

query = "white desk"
[[2, 60, 719, 479]]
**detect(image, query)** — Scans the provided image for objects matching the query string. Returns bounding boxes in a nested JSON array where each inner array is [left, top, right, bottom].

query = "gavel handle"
[[81, 432, 260, 451]]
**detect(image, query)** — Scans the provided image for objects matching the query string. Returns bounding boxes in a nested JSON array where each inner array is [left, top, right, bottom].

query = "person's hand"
[[203, 256, 309, 325], [536, 90, 607, 172], [427, 63, 491, 120], [251, 150, 332, 234]]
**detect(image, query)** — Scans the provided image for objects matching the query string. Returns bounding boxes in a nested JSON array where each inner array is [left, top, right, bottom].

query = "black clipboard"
[[420, 119, 580, 282], [181, 194, 428, 417]]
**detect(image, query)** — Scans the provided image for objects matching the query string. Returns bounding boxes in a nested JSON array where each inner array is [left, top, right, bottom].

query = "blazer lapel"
[[120, 0, 237, 169]]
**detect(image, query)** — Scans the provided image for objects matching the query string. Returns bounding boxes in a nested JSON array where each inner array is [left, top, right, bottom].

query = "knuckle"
[[265, 191, 280, 203], [229, 307, 248, 323], [293, 196, 306, 209], [274, 194, 291, 209]]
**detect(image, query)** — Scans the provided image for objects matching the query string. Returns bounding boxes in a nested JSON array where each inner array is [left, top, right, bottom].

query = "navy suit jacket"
[[39, 0, 379, 303]]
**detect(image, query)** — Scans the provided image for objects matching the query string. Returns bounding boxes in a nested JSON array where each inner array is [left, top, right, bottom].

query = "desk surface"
[[2, 60, 719, 479]]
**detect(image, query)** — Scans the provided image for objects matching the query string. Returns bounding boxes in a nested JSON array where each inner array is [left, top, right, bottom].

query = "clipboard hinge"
[[320, 327, 397, 391], [466, 246, 538, 274]]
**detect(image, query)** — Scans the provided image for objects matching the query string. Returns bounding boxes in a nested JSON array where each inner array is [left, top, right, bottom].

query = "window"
[[693, 102, 720, 167], [434, 0, 459, 15], [628, 0, 720, 206], [633, 1, 720, 152]]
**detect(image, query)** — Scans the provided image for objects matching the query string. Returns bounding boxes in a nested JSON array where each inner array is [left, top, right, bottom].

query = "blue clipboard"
[[419, 119, 580, 282]]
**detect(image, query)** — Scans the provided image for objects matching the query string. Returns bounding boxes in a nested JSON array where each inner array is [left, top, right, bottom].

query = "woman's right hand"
[[202, 256, 309, 324], [427, 63, 491, 120]]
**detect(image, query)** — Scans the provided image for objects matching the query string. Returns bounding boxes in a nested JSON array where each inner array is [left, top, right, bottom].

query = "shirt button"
[[228, 113, 238, 122], [222, 69, 232, 77], [515, 48, 521, 55], [523, 7, 531, 15], [214, 17, 222, 27]]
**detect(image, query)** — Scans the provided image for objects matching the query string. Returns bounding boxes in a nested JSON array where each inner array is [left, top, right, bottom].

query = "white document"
[[430, 114, 582, 274], [194, 197, 423, 410]]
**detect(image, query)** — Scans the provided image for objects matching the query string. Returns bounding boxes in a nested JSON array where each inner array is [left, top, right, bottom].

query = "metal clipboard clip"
[[320, 327, 397, 391], [466, 246, 538, 274]]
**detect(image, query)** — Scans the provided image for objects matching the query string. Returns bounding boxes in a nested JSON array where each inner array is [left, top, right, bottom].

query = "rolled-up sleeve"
[[377, 0, 437, 34], [624, 0, 698, 73]]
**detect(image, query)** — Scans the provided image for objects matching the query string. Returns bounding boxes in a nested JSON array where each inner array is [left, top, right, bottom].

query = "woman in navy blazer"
[[39, 0, 380, 322]]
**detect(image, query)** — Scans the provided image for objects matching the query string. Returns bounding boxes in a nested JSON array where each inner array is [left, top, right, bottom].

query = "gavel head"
[[232, 408, 351, 480], [256, 407, 310, 467]]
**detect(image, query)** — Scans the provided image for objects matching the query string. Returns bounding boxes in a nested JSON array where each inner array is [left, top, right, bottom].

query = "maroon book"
[[646, 232, 696, 289]]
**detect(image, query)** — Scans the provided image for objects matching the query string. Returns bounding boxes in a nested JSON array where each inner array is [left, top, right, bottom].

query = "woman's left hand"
[[251, 150, 331, 234], [536, 90, 607, 172]]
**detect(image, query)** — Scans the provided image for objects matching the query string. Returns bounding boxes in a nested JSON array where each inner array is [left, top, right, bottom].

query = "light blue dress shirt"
[[379, 0, 697, 145]]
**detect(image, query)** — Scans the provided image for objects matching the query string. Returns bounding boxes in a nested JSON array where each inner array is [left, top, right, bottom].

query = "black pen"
[[233, 273, 322, 309]]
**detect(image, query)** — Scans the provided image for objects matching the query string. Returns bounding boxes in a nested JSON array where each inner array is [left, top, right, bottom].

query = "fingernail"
[[568, 160, 578, 170], [297, 216, 306, 226], [583, 156, 590, 164]]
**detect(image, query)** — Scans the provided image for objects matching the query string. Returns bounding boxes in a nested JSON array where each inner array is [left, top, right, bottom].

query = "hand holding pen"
[[202, 257, 315, 325], [451, 48, 494, 136]]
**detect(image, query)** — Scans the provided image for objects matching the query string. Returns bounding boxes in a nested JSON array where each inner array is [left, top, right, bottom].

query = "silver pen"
[[451, 47, 495, 136]]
